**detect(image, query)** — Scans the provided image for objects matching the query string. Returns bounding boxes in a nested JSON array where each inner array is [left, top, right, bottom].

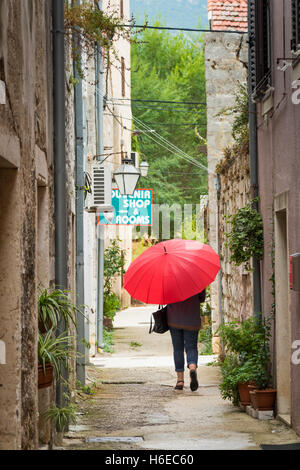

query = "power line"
[[109, 98, 206, 105], [107, 102, 207, 111], [103, 113, 205, 127], [148, 172, 204, 175], [123, 24, 248, 35], [133, 116, 214, 174], [138, 122, 206, 127], [95, 88, 213, 174]]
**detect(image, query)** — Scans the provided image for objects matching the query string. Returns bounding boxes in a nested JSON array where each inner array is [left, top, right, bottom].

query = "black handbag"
[[149, 305, 169, 334]]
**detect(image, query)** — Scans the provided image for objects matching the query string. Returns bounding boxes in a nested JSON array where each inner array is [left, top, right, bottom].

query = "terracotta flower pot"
[[238, 382, 254, 406], [38, 363, 54, 389], [249, 390, 258, 409], [250, 389, 276, 411]]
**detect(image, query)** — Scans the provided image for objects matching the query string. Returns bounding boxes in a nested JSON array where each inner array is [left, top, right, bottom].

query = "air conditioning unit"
[[130, 151, 140, 169], [85, 164, 113, 213]]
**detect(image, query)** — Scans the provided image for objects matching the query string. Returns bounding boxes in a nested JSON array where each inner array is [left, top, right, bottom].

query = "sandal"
[[189, 369, 198, 392], [174, 380, 184, 390]]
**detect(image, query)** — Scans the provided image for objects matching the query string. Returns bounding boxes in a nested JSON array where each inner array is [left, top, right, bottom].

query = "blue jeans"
[[169, 327, 199, 372]]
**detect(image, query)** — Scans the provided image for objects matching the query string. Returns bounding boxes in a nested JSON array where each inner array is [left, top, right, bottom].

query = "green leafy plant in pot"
[[43, 403, 77, 433], [218, 315, 275, 408], [247, 354, 276, 411], [38, 329, 74, 389], [38, 287, 84, 333]]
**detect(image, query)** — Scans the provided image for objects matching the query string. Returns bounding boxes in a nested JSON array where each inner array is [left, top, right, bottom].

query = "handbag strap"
[[149, 313, 153, 334]]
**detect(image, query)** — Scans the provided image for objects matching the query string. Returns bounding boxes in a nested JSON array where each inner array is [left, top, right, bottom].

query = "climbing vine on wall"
[[64, 1, 143, 78], [216, 84, 249, 175], [224, 199, 264, 271]]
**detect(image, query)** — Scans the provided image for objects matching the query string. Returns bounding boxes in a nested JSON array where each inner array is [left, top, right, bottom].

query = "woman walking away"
[[167, 290, 206, 391]]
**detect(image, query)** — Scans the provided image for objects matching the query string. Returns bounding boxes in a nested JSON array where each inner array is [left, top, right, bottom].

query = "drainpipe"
[[95, 0, 105, 349], [53, 0, 68, 407], [215, 174, 224, 353], [73, 3, 86, 385], [248, 26, 262, 319]]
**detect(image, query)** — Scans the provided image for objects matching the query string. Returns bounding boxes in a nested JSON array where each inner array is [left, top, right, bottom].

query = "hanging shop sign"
[[98, 188, 152, 226]]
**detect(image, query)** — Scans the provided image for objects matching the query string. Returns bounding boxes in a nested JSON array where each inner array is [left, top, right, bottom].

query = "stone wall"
[[0, 0, 54, 449], [218, 151, 253, 323], [205, 31, 248, 350]]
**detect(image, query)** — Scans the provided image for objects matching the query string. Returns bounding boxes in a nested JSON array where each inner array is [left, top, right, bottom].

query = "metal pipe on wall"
[[73, 7, 86, 385], [248, 20, 262, 319], [216, 174, 224, 354], [53, 0, 68, 407], [96, 0, 105, 349]]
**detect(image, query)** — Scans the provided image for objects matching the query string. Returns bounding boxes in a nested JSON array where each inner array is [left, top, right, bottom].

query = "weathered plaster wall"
[[83, 0, 133, 356], [0, 0, 54, 449], [205, 32, 248, 350], [218, 151, 253, 323], [256, 0, 300, 436]]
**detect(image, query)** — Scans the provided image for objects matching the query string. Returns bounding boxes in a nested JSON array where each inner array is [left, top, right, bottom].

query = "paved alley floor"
[[63, 306, 300, 451]]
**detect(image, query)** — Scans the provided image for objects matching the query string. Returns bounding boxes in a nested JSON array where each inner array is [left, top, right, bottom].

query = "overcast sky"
[[130, 0, 208, 29]]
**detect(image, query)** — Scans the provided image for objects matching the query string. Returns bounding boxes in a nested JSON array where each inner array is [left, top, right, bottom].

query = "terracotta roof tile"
[[208, 0, 248, 32]]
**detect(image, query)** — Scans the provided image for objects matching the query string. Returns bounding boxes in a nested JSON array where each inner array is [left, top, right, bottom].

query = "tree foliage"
[[131, 20, 208, 207]]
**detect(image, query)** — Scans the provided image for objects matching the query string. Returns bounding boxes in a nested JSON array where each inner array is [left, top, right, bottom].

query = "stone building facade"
[[205, 0, 249, 350], [248, 0, 300, 435], [0, 0, 77, 449], [0, 1, 55, 449], [83, 0, 133, 355], [217, 150, 253, 323]]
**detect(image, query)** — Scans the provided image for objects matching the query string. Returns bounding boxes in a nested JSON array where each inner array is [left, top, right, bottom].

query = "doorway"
[[274, 193, 291, 424]]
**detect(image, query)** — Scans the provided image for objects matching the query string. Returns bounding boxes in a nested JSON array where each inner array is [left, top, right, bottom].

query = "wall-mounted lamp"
[[139, 160, 149, 177], [113, 156, 141, 196]]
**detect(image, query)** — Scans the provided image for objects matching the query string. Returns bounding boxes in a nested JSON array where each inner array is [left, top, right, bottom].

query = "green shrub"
[[218, 316, 273, 404], [103, 328, 114, 353], [44, 404, 77, 432], [103, 293, 121, 320], [198, 324, 213, 355], [217, 316, 271, 362]]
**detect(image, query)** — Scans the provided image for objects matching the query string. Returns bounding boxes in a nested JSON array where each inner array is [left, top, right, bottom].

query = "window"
[[249, 0, 272, 101], [120, 0, 124, 19], [121, 57, 125, 97], [291, 0, 300, 52]]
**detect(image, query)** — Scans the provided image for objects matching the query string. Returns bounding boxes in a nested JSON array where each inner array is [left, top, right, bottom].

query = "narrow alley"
[[63, 306, 300, 451]]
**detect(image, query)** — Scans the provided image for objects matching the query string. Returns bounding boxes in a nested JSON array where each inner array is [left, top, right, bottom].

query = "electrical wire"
[[103, 113, 206, 127], [94, 87, 214, 174], [134, 122, 210, 173], [132, 115, 214, 174], [108, 98, 206, 106], [106, 102, 206, 112], [123, 24, 248, 35], [105, 102, 210, 173]]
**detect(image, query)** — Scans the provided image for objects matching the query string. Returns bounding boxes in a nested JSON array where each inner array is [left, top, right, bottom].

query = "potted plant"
[[38, 287, 84, 333], [247, 355, 276, 411], [218, 315, 275, 409], [235, 361, 258, 406], [219, 354, 241, 406], [38, 329, 74, 389], [44, 403, 77, 446]]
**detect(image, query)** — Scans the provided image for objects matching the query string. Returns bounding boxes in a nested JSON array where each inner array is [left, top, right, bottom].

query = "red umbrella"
[[124, 239, 220, 305]]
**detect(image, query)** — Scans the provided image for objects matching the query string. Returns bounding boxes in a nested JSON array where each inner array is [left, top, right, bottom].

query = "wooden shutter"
[[248, 0, 257, 94], [249, 0, 271, 100], [291, 0, 300, 51]]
